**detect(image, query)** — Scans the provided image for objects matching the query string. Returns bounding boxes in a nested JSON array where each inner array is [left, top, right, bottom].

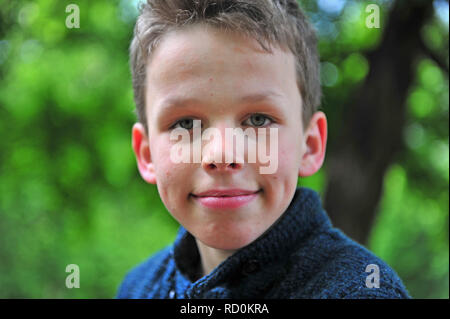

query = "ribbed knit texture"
[[116, 187, 411, 299]]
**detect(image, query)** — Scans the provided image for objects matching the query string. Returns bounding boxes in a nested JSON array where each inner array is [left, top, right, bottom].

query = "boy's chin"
[[197, 230, 260, 251]]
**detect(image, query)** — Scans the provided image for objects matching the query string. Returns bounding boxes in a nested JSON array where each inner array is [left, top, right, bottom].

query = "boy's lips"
[[193, 188, 260, 197], [191, 188, 261, 209]]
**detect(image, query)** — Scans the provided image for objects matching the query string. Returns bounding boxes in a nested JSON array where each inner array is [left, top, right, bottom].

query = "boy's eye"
[[171, 114, 272, 130], [244, 114, 272, 127], [173, 118, 194, 130]]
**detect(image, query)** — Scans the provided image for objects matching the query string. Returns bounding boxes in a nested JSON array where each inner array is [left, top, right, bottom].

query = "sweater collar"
[[172, 187, 332, 297]]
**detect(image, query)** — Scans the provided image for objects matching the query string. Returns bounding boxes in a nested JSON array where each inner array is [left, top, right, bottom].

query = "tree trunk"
[[323, 0, 435, 245]]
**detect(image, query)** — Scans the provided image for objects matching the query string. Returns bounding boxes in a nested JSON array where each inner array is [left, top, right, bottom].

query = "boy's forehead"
[[145, 25, 300, 110]]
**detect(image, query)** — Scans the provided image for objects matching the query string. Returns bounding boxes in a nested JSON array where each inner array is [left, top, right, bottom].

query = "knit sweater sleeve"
[[330, 244, 412, 299], [116, 246, 173, 299], [284, 229, 412, 299], [342, 286, 411, 299]]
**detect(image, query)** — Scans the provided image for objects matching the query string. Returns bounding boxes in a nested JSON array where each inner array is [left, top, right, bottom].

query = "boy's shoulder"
[[281, 226, 411, 299], [116, 246, 173, 299]]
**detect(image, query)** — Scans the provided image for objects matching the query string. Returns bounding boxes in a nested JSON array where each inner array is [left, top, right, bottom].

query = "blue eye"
[[173, 118, 194, 130], [244, 114, 272, 127]]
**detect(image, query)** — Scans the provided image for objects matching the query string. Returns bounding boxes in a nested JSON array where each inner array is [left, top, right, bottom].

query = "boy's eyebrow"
[[158, 91, 284, 111], [239, 91, 284, 104]]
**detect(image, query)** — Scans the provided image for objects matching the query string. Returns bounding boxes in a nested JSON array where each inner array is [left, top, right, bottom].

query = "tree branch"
[[419, 36, 449, 75]]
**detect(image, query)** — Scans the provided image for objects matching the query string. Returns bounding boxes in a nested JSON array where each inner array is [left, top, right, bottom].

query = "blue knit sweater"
[[116, 187, 411, 299]]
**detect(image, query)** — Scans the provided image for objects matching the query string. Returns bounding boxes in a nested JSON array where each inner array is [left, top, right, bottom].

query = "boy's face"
[[133, 25, 327, 250]]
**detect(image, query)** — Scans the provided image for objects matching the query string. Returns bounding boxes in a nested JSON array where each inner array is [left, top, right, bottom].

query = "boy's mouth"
[[192, 188, 260, 197], [190, 188, 261, 209]]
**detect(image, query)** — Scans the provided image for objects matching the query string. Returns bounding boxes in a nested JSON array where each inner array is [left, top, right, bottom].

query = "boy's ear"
[[299, 111, 327, 177], [132, 123, 157, 184]]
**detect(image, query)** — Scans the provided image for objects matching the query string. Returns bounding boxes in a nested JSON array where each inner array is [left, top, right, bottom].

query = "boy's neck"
[[195, 239, 236, 277]]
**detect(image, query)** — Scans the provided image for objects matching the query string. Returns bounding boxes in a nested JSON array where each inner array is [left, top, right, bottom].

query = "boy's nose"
[[201, 158, 243, 173], [201, 136, 244, 172], [201, 124, 245, 173]]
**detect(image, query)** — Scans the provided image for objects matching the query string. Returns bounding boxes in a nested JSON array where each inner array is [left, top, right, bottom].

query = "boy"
[[117, 0, 411, 298]]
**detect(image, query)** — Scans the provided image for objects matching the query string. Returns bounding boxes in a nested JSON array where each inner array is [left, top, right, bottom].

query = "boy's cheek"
[[151, 139, 179, 183], [278, 143, 301, 171], [153, 162, 195, 213], [260, 132, 301, 176]]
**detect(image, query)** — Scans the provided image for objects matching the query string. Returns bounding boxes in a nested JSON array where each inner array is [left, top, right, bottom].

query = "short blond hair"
[[130, 0, 321, 131]]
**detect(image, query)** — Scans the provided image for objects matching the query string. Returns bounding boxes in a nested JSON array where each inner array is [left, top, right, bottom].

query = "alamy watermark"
[[365, 4, 380, 29], [65, 264, 80, 289], [365, 264, 380, 288], [65, 4, 80, 29], [170, 120, 279, 174]]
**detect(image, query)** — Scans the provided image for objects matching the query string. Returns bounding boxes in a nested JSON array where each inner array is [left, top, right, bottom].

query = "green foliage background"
[[0, 0, 448, 298]]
